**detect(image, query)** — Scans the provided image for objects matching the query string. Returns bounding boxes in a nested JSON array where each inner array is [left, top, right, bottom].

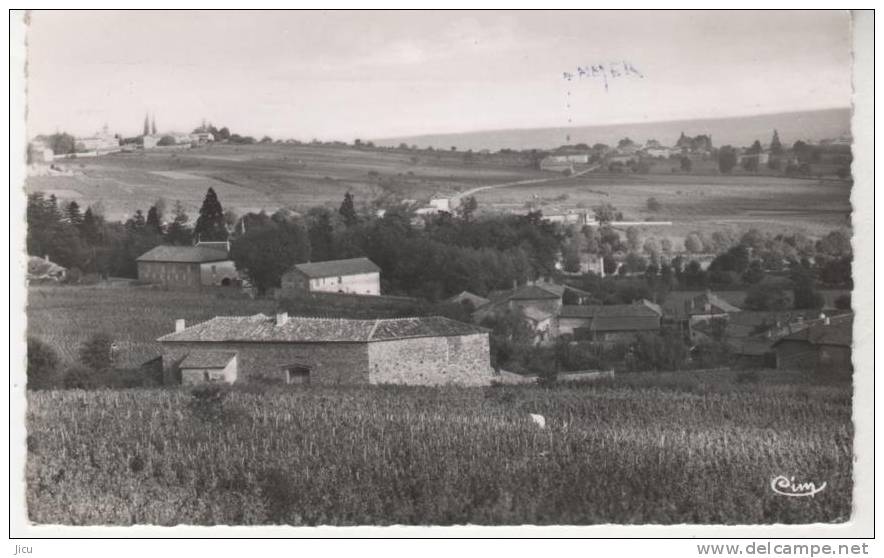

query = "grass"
[[25, 369, 852, 525]]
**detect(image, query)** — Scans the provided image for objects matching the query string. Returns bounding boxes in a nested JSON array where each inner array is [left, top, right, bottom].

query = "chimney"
[[824, 316, 831, 326], [276, 312, 288, 326], [175, 319, 186, 333], [44, 254, 50, 262]]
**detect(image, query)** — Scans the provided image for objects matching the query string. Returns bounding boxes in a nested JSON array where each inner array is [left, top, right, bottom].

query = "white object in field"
[[529, 413, 546, 429]]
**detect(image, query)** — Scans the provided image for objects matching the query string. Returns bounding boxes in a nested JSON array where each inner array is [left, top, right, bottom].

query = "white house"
[[281, 257, 381, 296]]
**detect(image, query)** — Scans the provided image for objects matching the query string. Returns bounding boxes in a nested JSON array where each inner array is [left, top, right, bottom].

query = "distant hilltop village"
[[537, 129, 851, 179], [26, 114, 242, 163]]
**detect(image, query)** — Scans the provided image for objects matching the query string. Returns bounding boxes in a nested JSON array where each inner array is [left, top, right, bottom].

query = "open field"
[[25, 370, 852, 525], [26, 143, 544, 220], [26, 144, 851, 243], [477, 172, 852, 240]]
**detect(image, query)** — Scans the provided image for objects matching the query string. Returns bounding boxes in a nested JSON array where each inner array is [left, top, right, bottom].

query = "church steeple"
[[143, 113, 150, 137]]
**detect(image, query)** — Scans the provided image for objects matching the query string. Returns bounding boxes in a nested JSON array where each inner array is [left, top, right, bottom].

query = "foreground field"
[[25, 371, 852, 525]]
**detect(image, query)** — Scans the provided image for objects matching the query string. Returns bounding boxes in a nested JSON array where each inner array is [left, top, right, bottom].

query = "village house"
[[157, 313, 494, 386], [558, 300, 663, 342], [446, 291, 491, 310], [684, 290, 742, 325], [280, 257, 381, 296], [74, 125, 120, 154], [472, 280, 593, 343], [136, 244, 238, 289], [772, 313, 853, 374]]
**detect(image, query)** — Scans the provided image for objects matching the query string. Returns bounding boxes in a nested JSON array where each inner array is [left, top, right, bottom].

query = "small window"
[[285, 365, 311, 385]]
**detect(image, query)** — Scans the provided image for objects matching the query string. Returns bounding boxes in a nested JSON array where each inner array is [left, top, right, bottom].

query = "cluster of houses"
[[136, 239, 852, 388], [538, 133, 717, 174]]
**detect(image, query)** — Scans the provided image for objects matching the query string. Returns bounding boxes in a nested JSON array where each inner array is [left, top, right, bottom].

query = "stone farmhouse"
[[157, 312, 494, 386], [280, 257, 381, 296], [772, 313, 853, 374], [558, 300, 663, 342], [136, 244, 238, 289]]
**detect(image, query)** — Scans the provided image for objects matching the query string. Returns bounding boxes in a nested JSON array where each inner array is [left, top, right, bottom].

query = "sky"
[[25, 10, 853, 141]]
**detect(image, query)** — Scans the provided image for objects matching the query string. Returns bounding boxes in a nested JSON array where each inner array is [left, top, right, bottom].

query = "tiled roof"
[[290, 258, 380, 279], [686, 291, 742, 315], [446, 291, 491, 308], [137, 245, 230, 263], [773, 315, 853, 348], [508, 284, 562, 300], [158, 314, 488, 344], [560, 300, 662, 319], [179, 351, 237, 369], [591, 316, 661, 332]]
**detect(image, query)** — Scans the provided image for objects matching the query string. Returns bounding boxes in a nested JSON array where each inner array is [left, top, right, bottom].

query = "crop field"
[[26, 285, 278, 368], [26, 144, 543, 220], [25, 370, 852, 525], [475, 172, 853, 241]]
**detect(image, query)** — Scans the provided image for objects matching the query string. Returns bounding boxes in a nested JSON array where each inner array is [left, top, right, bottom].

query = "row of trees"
[[26, 188, 231, 279]]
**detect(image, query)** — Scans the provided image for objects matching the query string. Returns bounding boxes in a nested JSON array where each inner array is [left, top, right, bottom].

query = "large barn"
[[280, 257, 381, 296], [157, 313, 494, 386], [136, 245, 238, 289]]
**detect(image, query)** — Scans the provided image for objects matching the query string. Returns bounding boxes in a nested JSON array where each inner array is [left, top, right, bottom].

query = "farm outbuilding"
[[157, 312, 494, 386], [136, 245, 238, 289], [280, 257, 381, 296], [558, 300, 663, 342], [772, 314, 853, 375]]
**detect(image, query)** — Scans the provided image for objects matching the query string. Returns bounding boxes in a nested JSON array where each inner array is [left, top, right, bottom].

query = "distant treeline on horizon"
[[371, 108, 851, 153]]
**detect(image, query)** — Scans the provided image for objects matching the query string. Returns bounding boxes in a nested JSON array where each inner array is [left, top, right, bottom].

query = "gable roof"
[[446, 291, 491, 308], [773, 315, 853, 348], [686, 290, 742, 315], [560, 300, 663, 319], [137, 245, 230, 264], [158, 314, 488, 344], [179, 351, 237, 369], [290, 257, 380, 278], [509, 284, 562, 300]]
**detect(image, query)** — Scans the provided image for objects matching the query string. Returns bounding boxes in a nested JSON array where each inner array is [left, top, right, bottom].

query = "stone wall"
[[281, 270, 381, 296], [162, 341, 370, 384], [138, 261, 201, 288], [367, 333, 494, 386], [181, 355, 238, 385], [199, 260, 238, 286]]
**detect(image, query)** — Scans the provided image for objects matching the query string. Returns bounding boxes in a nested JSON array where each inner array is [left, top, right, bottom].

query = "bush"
[[157, 135, 177, 147], [63, 365, 99, 389], [79, 332, 115, 371], [736, 370, 760, 384], [27, 337, 60, 390]]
